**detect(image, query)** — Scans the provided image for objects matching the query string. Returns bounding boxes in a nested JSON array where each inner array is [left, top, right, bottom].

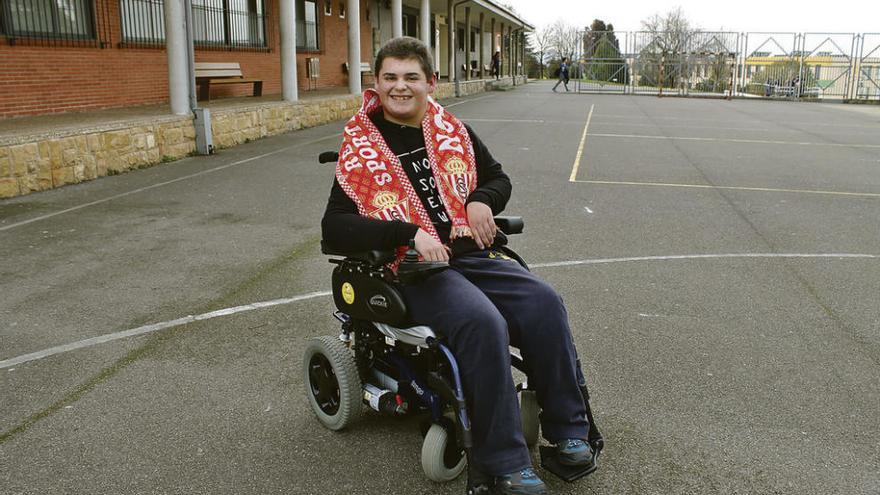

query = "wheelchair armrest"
[[321, 241, 397, 266], [397, 260, 449, 285], [494, 216, 523, 235]]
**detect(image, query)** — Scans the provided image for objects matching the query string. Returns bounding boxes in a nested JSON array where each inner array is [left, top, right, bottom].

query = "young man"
[[552, 57, 570, 92], [322, 37, 593, 494]]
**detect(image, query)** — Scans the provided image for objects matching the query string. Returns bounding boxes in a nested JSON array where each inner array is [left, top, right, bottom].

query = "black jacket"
[[321, 113, 511, 252]]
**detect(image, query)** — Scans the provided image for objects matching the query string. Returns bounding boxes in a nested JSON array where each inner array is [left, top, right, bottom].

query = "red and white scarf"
[[335, 88, 478, 264]]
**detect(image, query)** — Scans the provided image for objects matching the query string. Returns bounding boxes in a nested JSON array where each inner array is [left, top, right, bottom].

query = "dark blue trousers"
[[399, 250, 589, 476]]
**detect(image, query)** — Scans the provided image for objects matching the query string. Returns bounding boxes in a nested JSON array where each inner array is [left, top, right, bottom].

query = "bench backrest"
[[343, 61, 373, 74], [194, 62, 243, 78]]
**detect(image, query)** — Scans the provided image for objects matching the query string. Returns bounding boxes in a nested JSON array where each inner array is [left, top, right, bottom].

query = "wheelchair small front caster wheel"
[[421, 421, 466, 482], [520, 389, 540, 448], [303, 336, 363, 431]]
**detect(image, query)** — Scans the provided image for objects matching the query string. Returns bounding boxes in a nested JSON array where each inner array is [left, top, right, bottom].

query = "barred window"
[[118, 0, 267, 48], [1, 0, 95, 39], [296, 0, 318, 51]]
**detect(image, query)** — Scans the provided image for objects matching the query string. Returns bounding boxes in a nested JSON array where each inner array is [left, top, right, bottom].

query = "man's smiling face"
[[375, 56, 436, 127]]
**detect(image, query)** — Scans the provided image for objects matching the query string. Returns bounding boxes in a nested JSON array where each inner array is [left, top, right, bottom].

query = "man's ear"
[[428, 73, 437, 94]]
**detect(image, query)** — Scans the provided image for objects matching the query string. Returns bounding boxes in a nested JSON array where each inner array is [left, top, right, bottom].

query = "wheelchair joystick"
[[403, 239, 420, 263]]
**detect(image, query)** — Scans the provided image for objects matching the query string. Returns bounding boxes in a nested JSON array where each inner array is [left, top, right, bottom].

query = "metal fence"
[[572, 30, 880, 101]]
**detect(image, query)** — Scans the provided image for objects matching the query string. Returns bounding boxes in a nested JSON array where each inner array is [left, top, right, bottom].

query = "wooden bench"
[[343, 61, 373, 85], [194, 62, 263, 101]]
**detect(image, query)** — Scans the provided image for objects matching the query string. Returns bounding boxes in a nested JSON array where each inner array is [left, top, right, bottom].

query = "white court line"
[[574, 179, 880, 198], [569, 104, 595, 182], [0, 291, 331, 369], [466, 118, 546, 123], [445, 94, 496, 108], [588, 132, 880, 149], [2, 253, 877, 370], [0, 134, 341, 233], [594, 114, 880, 130]]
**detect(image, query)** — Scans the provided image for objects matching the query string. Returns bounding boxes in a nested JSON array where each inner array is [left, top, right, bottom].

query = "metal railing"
[[571, 30, 880, 101]]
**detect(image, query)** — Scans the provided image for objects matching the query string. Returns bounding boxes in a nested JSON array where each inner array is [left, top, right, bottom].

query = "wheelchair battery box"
[[332, 265, 411, 327]]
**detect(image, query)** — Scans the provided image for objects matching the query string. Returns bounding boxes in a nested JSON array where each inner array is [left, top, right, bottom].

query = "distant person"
[[553, 57, 570, 92], [492, 51, 501, 79]]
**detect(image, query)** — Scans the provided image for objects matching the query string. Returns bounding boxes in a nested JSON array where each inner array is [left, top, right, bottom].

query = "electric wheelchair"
[[303, 151, 604, 492]]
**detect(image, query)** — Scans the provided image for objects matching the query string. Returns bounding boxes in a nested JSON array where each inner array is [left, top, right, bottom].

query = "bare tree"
[[529, 27, 553, 78], [549, 19, 579, 62], [638, 7, 697, 88]]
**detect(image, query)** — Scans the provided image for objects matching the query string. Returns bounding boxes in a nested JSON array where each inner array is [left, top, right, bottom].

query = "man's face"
[[375, 57, 436, 127]]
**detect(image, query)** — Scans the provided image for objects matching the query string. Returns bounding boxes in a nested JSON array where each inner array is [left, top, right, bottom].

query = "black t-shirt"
[[322, 112, 511, 251]]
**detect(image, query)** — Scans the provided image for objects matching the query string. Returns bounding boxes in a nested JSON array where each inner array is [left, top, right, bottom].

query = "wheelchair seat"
[[373, 322, 436, 348]]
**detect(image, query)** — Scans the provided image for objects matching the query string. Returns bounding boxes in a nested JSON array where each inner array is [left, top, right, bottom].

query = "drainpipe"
[[184, 0, 213, 154]]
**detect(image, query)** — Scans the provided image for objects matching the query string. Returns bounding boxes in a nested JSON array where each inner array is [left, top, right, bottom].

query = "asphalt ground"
[[1, 81, 879, 494]]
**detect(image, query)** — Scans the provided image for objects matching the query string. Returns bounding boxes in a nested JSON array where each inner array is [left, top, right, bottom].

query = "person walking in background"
[[552, 57, 570, 92], [492, 51, 501, 79]]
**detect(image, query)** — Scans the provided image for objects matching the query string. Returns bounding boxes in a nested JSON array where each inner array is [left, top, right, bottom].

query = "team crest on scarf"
[[441, 157, 471, 204], [334, 88, 478, 266], [370, 190, 410, 222]]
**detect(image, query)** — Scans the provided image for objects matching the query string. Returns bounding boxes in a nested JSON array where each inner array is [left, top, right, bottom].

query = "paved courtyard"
[[2, 82, 879, 494]]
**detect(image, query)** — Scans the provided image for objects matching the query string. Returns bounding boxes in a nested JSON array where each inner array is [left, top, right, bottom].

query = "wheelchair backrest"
[[331, 261, 411, 328]]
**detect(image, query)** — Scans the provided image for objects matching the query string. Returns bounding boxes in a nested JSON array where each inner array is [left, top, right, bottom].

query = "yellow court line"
[[569, 104, 595, 182], [572, 179, 880, 198]]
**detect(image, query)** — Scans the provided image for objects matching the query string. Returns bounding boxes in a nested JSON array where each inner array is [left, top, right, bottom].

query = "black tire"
[[303, 336, 363, 431], [520, 389, 540, 448], [421, 421, 466, 482]]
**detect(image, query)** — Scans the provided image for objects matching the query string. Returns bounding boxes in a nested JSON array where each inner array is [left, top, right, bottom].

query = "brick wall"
[[0, 0, 373, 119]]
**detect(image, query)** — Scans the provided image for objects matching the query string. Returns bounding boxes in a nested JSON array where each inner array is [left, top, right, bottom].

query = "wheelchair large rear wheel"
[[303, 336, 363, 431], [421, 421, 466, 482]]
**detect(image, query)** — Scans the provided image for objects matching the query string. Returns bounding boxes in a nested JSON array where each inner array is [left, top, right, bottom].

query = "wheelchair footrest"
[[538, 445, 600, 482]]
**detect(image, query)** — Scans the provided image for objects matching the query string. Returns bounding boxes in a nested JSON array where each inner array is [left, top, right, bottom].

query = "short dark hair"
[[374, 36, 435, 80]]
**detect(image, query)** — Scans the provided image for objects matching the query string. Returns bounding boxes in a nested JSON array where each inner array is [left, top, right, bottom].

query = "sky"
[[504, 0, 880, 34]]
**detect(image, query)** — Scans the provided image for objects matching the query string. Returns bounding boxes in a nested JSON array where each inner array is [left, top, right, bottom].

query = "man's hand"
[[414, 228, 450, 262], [466, 201, 497, 249]]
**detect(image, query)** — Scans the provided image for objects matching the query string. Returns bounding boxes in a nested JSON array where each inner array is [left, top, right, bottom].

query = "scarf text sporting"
[[335, 88, 477, 264]]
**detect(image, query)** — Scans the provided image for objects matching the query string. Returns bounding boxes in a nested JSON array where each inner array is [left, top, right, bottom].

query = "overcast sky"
[[504, 0, 880, 34]]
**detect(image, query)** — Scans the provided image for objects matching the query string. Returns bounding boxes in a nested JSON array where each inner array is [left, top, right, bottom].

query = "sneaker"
[[552, 87, 557, 92], [495, 467, 548, 495], [555, 439, 594, 467]]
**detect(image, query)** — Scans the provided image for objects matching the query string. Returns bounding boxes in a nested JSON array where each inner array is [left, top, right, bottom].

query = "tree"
[[583, 19, 628, 85], [637, 7, 696, 89], [529, 27, 553, 79], [549, 19, 579, 63]]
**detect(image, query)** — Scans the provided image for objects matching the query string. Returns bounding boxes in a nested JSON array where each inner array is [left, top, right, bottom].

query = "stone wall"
[[0, 118, 194, 199], [1, 78, 527, 199]]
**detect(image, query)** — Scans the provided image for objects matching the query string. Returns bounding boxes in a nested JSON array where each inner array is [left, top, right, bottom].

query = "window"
[[118, 0, 267, 48], [2, 0, 95, 39], [402, 12, 417, 37], [338, 1, 344, 18], [296, 0, 319, 50], [457, 27, 464, 51], [191, 0, 266, 47], [120, 0, 165, 43], [470, 28, 476, 52], [323, 0, 330, 15]]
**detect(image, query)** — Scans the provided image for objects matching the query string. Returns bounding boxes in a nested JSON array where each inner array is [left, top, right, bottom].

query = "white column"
[[478, 12, 484, 78], [164, 0, 189, 115], [447, 0, 455, 82], [420, 0, 431, 48], [279, 0, 298, 101], [392, 0, 403, 38], [347, 0, 361, 94], [464, 7, 470, 81]]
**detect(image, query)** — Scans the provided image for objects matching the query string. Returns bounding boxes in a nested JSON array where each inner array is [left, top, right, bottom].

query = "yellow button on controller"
[[341, 282, 355, 305]]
